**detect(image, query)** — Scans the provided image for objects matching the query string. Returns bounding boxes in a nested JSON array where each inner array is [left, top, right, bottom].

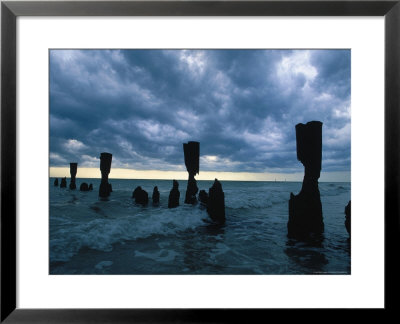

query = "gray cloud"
[[50, 49, 350, 174]]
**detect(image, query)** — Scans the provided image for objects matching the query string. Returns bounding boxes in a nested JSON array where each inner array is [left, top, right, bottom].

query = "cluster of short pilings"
[[55, 152, 113, 196], [131, 141, 226, 224], [182, 141, 225, 223], [53, 144, 226, 224], [54, 175, 93, 191], [54, 152, 113, 195], [53, 159, 100, 193], [54, 162, 94, 191]]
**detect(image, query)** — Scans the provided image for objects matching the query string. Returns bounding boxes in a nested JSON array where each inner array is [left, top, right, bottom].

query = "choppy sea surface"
[[49, 178, 350, 275]]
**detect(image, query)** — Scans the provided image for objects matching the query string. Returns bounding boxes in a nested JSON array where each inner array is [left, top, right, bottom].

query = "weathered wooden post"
[[288, 121, 324, 238], [183, 141, 199, 204], [69, 163, 77, 190], [60, 177, 67, 188], [168, 180, 180, 208], [345, 201, 351, 236], [132, 186, 149, 206], [152, 186, 160, 205], [99, 152, 112, 198], [207, 179, 226, 224]]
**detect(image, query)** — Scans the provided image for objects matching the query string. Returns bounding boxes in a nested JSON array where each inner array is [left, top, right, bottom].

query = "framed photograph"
[[1, 0, 399, 321]]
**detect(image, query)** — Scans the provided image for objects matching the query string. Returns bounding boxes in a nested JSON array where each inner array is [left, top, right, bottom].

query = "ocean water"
[[49, 178, 350, 275]]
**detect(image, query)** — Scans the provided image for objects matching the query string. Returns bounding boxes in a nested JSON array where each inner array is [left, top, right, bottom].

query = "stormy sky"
[[49, 49, 350, 176]]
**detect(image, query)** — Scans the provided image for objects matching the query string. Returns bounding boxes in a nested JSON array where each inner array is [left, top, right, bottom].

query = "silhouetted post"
[[89, 183, 93, 191], [183, 141, 199, 204], [80, 183, 89, 191], [54, 178, 59, 186], [132, 186, 149, 206], [60, 177, 67, 188], [345, 201, 351, 235], [152, 186, 160, 205], [207, 179, 225, 224], [288, 121, 324, 238], [168, 180, 180, 208], [132, 186, 142, 199], [199, 190, 208, 206], [69, 163, 77, 190], [99, 152, 112, 198]]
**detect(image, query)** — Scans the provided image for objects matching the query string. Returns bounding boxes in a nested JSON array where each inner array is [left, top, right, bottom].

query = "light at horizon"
[[49, 167, 350, 182]]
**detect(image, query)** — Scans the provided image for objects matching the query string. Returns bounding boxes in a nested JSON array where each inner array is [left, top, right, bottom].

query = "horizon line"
[[49, 167, 351, 182], [48, 177, 350, 183]]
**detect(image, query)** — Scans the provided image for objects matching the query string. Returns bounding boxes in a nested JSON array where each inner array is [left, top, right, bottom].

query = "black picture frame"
[[1, 0, 399, 322]]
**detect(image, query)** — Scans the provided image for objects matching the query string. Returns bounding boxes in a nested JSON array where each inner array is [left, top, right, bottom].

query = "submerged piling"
[[199, 190, 208, 206], [132, 186, 149, 206], [80, 182, 90, 191], [152, 186, 160, 205], [345, 201, 351, 236], [60, 177, 67, 188], [168, 180, 180, 208], [207, 179, 225, 224]]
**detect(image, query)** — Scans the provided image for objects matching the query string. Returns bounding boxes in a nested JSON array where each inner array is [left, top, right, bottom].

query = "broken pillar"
[[168, 180, 180, 208], [152, 186, 160, 205], [60, 177, 67, 188], [69, 163, 77, 190], [132, 186, 149, 206], [345, 200, 351, 235], [199, 189, 208, 206], [183, 141, 199, 204], [207, 179, 225, 224], [288, 121, 324, 238], [99, 152, 112, 198], [80, 182, 89, 191], [132, 186, 142, 199]]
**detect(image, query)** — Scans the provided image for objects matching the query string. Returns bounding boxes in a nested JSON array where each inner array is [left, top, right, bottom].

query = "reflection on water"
[[182, 223, 226, 273], [285, 235, 329, 274]]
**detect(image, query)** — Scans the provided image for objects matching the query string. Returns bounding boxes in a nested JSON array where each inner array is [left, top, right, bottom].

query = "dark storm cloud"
[[49, 49, 351, 173]]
